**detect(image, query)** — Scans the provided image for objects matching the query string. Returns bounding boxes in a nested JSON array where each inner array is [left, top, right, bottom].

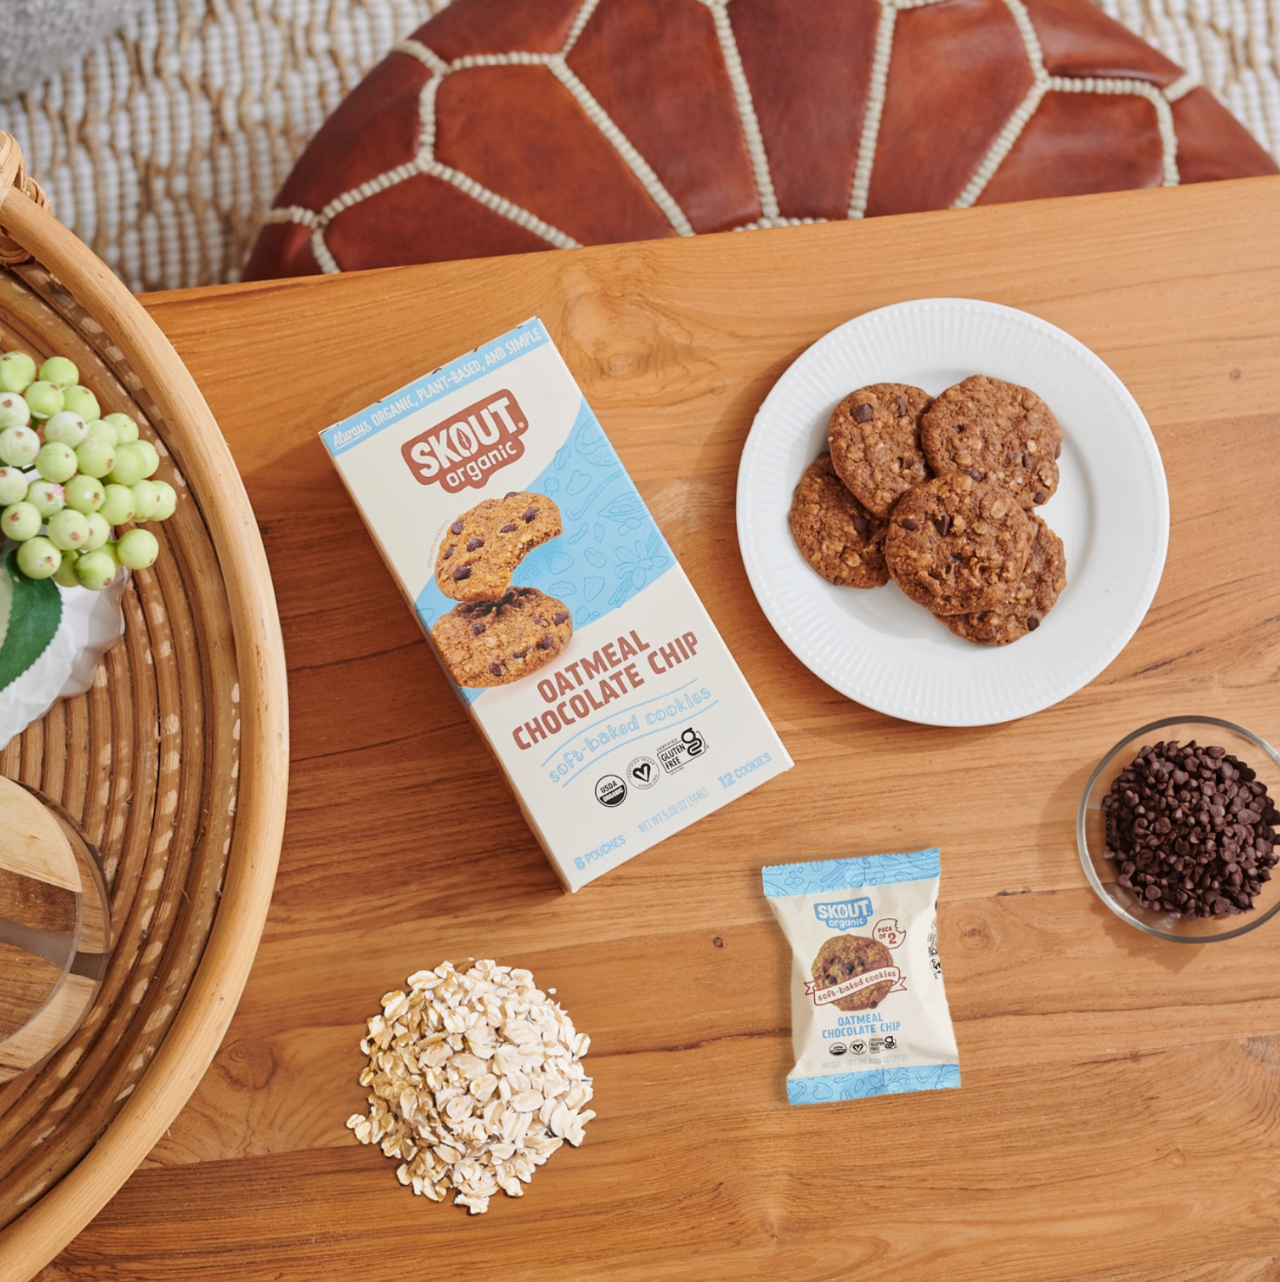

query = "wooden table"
[[46, 176, 1280, 1280]]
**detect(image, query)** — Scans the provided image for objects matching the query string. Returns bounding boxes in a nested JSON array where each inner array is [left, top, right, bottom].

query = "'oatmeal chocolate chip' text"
[[401, 389, 528, 493]]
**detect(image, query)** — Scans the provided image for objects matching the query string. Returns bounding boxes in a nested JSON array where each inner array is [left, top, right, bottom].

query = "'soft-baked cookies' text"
[[431, 587, 573, 687], [943, 514, 1066, 645], [827, 383, 933, 517], [885, 473, 1033, 615], [810, 934, 896, 1012], [436, 492, 562, 602], [788, 453, 890, 588], [920, 375, 1061, 509]]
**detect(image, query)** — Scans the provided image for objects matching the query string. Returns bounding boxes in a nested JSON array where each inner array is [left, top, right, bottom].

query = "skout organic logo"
[[813, 896, 873, 930]]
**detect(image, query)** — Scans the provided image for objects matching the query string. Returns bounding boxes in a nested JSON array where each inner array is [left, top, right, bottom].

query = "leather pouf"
[[244, 0, 1278, 279]]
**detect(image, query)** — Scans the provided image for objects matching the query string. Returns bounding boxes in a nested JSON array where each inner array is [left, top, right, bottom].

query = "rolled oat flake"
[[763, 848, 959, 1105]]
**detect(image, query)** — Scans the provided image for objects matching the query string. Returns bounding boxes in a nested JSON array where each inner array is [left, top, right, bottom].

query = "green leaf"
[[0, 549, 63, 690]]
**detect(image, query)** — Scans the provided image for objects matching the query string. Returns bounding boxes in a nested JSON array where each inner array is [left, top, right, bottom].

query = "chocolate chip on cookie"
[[919, 375, 1062, 509], [885, 473, 1033, 615], [435, 493, 563, 602], [430, 588, 573, 688], [810, 935, 896, 1012], [943, 514, 1066, 645], [827, 383, 933, 517], [788, 454, 889, 588]]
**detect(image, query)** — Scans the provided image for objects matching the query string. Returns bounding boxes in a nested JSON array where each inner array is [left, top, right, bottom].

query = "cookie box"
[[321, 318, 792, 891]]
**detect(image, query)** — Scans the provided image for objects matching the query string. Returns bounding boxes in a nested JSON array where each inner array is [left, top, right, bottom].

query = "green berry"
[[0, 425, 40, 466], [0, 352, 36, 393], [1, 501, 41, 541], [61, 386, 100, 421], [24, 381, 64, 420], [16, 536, 61, 579], [39, 356, 78, 388], [107, 442, 148, 487], [45, 411, 88, 448], [65, 474, 105, 513], [36, 441, 78, 484], [116, 527, 159, 571], [0, 467, 28, 505], [130, 479, 160, 520], [85, 418, 119, 446], [53, 548, 80, 588], [99, 483, 136, 527], [73, 548, 117, 591], [0, 392, 31, 429], [75, 438, 116, 479], [26, 480, 65, 518], [150, 479, 177, 521], [84, 511, 110, 551], [103, 412, 138, 444], [133, 439, 160, 478], [47, 508, 91, 551]]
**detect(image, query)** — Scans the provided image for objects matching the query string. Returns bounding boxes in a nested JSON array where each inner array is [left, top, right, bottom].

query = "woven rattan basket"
[[0, 133, 288, 1277]]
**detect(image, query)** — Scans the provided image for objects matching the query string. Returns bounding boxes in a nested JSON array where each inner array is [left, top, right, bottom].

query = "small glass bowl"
[[1078, 716, 1280, 942]]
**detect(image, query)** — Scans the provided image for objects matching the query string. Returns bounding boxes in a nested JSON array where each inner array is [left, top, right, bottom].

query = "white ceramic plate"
[[737, 298, 1168, 726]]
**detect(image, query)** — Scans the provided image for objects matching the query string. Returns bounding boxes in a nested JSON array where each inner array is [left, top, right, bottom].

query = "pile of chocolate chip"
[[1102, 739, 1278, 918]]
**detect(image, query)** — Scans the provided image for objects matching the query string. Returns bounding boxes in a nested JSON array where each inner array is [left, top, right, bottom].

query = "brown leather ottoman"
[[244, 0, 1277, 279]]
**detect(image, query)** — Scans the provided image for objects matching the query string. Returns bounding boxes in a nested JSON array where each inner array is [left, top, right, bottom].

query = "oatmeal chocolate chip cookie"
[[944, 514, 1067, 645], [431, 587, 573, 688], [811, 935, 896, 1012], [788, 454, 889, 588], [827, 383, 933, 517], [885, 473, 1033, 615], [435, 492, 562, 603], [919, 375, 1062, 509]]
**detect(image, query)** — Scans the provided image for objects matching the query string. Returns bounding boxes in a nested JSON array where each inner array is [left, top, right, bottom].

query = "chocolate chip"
[[896, 395, 908, 416], [932, 514, 951, 537], [470, 622, 486, 636], [513, 648, 528, 659], [536, 634, 554, 650], [1022, 453, 1032, 469], [853, 403, 874, 422], [443, 544, 455, 559], [523, 508, 538, 522], [466, 537, 484, 551], [489, 663, 503, 676], [499, 523, 517, 533], [453, 566, 471, 581], [505, 491, 518, 499], [553, 611, 570, 625], [968, 468, 983, 481], [1026, 616, 1040, 631], [900, 517, 919, 531], [852, 513, 870, 537], [1033, 489, 1047, 504], [1102, 738, 1278, 918], [449, 520, 464, 536]]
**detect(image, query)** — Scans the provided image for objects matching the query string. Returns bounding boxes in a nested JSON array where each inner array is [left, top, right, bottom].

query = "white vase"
[[0, 575, 127, 750]]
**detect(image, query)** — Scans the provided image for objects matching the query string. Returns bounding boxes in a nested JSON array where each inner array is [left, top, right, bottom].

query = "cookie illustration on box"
[[827, 383, 933, 518], [919, 375, 1062, 509], [431, 587, 573, 688], [810, 935, 897, 1012], [436, 492, 563, 602], [788, 453, 889, 588]]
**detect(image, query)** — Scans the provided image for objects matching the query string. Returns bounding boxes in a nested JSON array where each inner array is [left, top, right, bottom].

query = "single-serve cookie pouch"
[[763, 849, 959, 1105]]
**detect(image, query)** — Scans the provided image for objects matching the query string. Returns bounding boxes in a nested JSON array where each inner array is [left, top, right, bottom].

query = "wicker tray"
[[0, 134, 288, 1276]]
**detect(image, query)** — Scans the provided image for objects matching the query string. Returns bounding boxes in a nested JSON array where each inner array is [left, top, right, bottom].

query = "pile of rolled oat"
[[346, 959, 595, 1214]]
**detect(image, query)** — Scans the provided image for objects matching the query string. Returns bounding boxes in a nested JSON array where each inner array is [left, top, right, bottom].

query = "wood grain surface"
[[44, 176, 1280, 1281]]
